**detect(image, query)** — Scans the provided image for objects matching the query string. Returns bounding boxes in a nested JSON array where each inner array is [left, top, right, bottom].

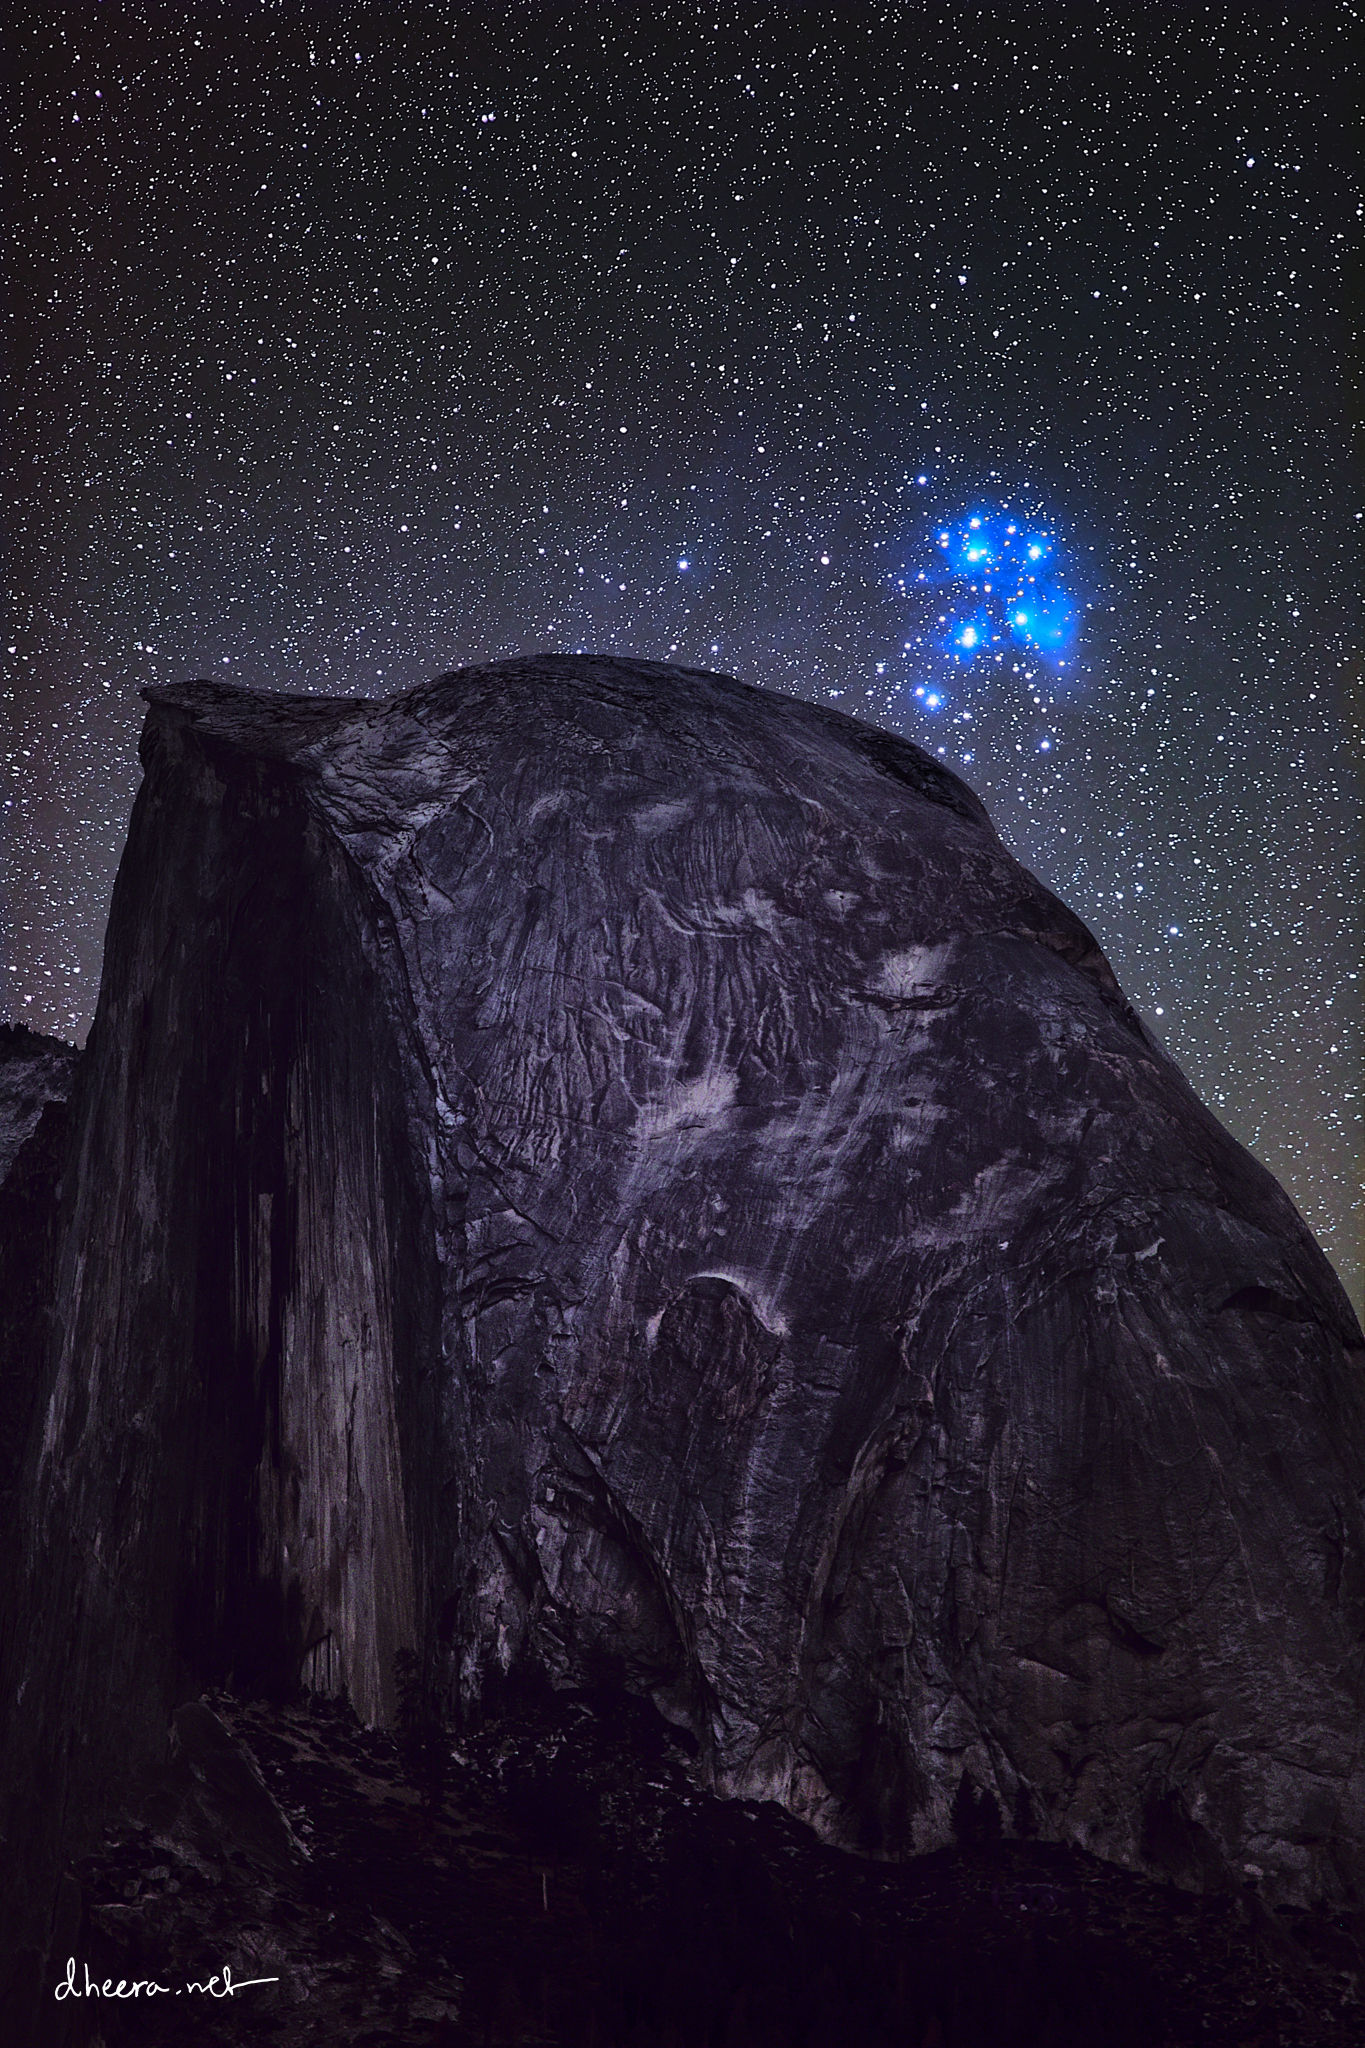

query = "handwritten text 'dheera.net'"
[[54, 1957, 279, 2001]]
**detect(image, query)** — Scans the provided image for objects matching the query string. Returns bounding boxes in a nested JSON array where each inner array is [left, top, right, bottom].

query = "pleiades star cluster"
[[6, 3, 1361, 1306]]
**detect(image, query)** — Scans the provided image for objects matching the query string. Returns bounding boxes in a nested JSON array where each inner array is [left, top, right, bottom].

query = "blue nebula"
[[1009, 585, 1074, 652], [919, 506, 1078, 669]]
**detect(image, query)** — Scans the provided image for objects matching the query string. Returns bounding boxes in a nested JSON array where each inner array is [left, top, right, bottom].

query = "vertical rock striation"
[[0, 1027, 80, 1604], [4, 655, 1364, 2031]]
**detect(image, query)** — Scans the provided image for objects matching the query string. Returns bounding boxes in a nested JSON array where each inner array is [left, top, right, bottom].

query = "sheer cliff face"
[[0, 1029, 79, 1581], [11, 656, 1365, 1919]]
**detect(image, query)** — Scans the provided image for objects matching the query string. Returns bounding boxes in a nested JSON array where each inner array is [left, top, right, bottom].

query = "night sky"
[[7, 3, 1362, 1308]]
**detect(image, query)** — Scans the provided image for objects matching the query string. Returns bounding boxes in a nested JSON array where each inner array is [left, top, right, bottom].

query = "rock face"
[[5, 655, 1365, 2024], [0, 1028, 80, 1595]]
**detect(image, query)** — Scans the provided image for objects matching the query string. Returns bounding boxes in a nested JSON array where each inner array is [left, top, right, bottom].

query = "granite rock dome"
[[6, 656, 1364, 2022]]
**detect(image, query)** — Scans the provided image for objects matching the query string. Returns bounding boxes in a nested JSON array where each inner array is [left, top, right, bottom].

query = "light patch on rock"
[[689, 1269, 789, 1337], [632, 798, 693, 835], [872, 943, 957, 998], [711, 889, 780, 934], [637, 1069, 738, 1139]]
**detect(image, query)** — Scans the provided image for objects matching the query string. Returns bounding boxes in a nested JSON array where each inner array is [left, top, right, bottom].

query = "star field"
[[6, 2, 1361, 1306]]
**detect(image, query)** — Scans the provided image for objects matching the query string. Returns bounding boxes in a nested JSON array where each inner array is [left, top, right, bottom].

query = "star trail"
[[6, 2, 1361, 1304]]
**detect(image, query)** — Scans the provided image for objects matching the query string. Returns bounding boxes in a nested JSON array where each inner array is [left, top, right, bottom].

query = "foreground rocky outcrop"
[[56, 1683, 1365, 2046], [3, 655, 1364, 2043]]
